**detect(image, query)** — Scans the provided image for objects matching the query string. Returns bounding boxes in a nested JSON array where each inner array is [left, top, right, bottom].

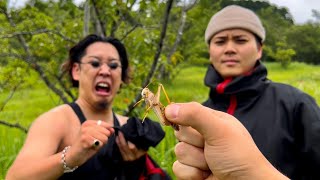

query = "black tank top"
[[59, 102, 122, 180]]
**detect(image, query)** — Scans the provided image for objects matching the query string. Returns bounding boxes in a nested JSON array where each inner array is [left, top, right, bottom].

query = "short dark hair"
[[62, 34, 131, 87], [254, 34, 263, 48]]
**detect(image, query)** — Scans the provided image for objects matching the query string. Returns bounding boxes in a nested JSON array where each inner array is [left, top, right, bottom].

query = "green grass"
[[1, 62, 320, 179]]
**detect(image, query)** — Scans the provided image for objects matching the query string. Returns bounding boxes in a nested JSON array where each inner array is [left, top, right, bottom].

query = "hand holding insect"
[[134, 83, 180, 131]]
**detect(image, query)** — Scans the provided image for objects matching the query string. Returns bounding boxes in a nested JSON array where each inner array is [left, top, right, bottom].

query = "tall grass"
[[1, 62, 320, 179]]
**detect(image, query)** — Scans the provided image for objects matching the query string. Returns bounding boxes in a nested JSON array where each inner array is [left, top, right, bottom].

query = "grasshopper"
[[134, 83, 179, 131]]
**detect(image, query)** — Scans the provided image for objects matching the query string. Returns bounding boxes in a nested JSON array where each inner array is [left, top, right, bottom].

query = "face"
[[209, 29, 262, 79], [72, 42, 122, 110]]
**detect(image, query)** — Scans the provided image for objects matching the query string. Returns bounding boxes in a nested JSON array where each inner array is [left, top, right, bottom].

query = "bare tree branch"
[[125, 0, 174, 115], [0, 52, 24, 59], [157, 0, 198, 79], [3, 9, 71, 103], [83, 0, 90, 36], [0, 84, 20, 111], [0, 29, 76, 44], [91, 0, 106, 37], [110, 1, 142, 37], [167, 0, 198, 60], [0, 88, 19, 112], [120, 23, 142, 41], [128, 0, 138, 10], [0, 120, 28, 133], [54, 74, 76, 101]]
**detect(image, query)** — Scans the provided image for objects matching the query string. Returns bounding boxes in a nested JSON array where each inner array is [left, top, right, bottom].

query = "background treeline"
[[1, 0, 320, 117], [1, 0, 320, 178]]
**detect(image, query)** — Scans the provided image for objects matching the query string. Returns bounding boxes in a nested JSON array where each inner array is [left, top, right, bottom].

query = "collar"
[[204, 60, 269, 95]]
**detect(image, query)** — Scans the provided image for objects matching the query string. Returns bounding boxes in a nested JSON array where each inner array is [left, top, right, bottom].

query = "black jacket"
[[203, 61, 320, 180]]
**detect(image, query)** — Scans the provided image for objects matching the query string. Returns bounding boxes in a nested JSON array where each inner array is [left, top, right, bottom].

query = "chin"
[[94, 100, 111, 110]]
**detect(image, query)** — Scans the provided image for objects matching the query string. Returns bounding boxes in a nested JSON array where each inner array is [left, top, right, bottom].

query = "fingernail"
[[166, 104, 180, 119]]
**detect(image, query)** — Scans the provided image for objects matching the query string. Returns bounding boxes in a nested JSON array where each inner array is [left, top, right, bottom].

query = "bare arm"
[[6, 109, 68, 179], [6, 106, 114, 180]]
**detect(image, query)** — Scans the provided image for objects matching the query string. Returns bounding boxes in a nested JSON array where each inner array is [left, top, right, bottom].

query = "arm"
[[165, 102, 289, 180], [6, 107, 114, 180], [6, 110, 69, 179], [295, 94, 320, 178]]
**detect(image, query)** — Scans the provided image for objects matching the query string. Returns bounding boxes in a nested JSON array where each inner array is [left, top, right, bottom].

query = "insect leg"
[[142, 105, 153, 122], [159, 83, 171, 104]]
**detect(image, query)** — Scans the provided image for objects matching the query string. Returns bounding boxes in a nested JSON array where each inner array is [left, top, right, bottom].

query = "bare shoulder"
[[33, 104, 73, 126], [13, 104, 77, 160], [28, 104, 77, 139]]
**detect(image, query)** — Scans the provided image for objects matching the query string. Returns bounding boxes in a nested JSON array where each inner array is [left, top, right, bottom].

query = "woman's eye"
[[90, 61, 101, 68], [108, 62, 121, 69]]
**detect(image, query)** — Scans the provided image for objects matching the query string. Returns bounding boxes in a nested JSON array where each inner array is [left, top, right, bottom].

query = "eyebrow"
[[87, 55, 120, 61]]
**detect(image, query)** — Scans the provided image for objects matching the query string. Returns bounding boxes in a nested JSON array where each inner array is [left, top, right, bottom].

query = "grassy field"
[[1, 62, 320, 179]]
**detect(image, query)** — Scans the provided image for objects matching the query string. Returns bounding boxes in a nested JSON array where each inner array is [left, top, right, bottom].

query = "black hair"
[[254, 34, 263, 47], [62, 34, 131, 87]]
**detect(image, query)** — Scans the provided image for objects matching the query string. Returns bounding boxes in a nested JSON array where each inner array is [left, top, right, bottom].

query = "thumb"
[[165, 102, 247, 141]]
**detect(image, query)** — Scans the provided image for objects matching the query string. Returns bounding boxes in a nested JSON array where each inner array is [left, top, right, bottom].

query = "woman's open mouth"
[[95, 82, 111, 95]]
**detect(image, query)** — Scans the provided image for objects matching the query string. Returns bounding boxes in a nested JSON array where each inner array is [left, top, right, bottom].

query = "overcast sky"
[[8, 0, 320, 24], [267, 0, 319, 24]]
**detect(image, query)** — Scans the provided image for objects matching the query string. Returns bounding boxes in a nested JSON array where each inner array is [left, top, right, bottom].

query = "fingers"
[[175, 142, 209, 171], [165, 102, 249, 141], [80, 120, 114, 148], [116, 131, 146, 161], [175, 126, 204, 148], [173, 161, 211, 180]]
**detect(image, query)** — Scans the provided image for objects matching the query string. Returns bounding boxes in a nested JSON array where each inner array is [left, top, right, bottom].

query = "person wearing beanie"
[[171, 5, 320, 180]]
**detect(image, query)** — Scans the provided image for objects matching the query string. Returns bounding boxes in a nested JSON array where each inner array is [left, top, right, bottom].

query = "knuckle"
[[174, 142, 187, 159]]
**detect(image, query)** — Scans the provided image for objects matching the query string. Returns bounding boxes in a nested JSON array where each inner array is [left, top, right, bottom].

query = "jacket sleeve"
[[294, 93, 320, 178]]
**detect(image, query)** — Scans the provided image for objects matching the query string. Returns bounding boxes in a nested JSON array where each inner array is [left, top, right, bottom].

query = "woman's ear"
[[72, 63, 80, 81]]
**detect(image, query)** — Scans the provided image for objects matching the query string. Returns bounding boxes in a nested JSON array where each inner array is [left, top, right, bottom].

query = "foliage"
[[264, 42, 296, 68], [286, 23, 320, 64], [2, 62, 320, 179], [2, 0, 320, 178]]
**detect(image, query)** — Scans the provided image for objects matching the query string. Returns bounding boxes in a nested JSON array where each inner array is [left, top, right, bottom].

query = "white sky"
[[8, 0, 320, 24], [268, 0, 320, 24]]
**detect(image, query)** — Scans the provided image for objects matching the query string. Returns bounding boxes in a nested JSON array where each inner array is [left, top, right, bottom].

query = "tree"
[[0, 0, 200, 128], [286, 23, 320, 64], [312, 9, 320, 23], [264, 42, 296, 68]]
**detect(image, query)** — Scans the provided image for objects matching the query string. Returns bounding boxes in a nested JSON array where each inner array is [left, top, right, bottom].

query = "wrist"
[[61, 146, 78, 173], [247, 157, 289, 180]]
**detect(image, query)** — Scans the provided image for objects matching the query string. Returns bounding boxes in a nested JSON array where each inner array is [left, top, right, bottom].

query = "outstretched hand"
[[165, 102, 288, 180]]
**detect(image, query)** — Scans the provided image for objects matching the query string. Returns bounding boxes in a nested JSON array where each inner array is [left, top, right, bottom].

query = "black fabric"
[[68, 102, 86, 123], [59, 102, 169, 180], [120, 117, 165, 151], [203, 61, 320, 180], [139, 154, 171, 180]]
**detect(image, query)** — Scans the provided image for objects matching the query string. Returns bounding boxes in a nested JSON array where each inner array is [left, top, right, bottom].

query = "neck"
[[76, 99, 114, 124]]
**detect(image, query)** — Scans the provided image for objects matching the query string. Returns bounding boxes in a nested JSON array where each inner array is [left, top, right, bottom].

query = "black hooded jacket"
[[203, 61, 320, 180]]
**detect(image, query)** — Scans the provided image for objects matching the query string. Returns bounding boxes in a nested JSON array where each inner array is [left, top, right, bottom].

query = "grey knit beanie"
[[205, 5, 266, 44]]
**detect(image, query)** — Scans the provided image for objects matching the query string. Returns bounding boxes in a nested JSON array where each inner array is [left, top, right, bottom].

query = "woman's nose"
[[98, 63, 111, 76]]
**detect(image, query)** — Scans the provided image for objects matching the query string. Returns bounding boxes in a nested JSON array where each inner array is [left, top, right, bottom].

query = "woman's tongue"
[[96, 83, 110, 95]]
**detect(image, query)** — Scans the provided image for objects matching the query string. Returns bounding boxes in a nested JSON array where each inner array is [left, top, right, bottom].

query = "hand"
[[116, 131, 146, 161], [67, 120, 114, 167], [165, 102, 289, 180], [173, 126, 210, 179]]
